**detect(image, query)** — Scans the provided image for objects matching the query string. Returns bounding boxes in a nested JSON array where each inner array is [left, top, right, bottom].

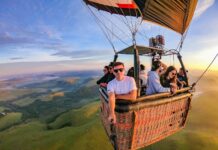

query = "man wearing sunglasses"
[[107, 62, 137, 124]]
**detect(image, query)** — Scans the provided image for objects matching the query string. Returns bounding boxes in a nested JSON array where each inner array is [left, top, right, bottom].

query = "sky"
[[0, 0, 217, 77]]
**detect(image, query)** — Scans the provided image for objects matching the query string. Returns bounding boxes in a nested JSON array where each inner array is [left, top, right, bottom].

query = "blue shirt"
[[146, 71, 170, 95]]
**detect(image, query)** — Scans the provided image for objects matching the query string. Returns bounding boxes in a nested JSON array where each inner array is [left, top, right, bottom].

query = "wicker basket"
[[99, 88, 192, 150]]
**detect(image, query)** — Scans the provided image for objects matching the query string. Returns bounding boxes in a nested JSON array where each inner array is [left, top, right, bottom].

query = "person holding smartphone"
[[107, 62, 137, 124]]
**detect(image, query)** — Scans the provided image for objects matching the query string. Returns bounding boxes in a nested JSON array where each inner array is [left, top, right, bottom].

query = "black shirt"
[[96, 73, 115, 85], [177, 74, 187, 87]]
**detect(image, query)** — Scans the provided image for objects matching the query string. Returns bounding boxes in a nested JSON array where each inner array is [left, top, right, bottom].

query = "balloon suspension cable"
[[107, 0, 142, 37], [192, 53, 218, 88], [105, 0, 134, 34], [102, 0, 133, 37], [97, 11, 132, 40], [132, 2, 145, 41], [84, 3, 130, 52], [85, 5, 116, 52], [178, 0, 191, 53], [177, 27, 190, 53], [138, 30, 149, 41], [84, 0, 143, 54]]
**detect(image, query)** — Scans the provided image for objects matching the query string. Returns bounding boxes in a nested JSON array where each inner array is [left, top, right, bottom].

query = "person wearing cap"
[[107, 62, 137, 124]]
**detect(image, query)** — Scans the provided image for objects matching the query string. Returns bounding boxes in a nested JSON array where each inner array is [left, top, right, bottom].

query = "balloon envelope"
[[84, 0, 198, 34]]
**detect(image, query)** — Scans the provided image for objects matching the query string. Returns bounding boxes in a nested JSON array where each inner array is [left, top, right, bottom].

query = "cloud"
[[0, 32, 34, 45], [0, 59, 108, 77], [0, 24, 64, 49], [52, 49, 113, 60], [194, 0, 215, 18], [10, 57, 24, 60]]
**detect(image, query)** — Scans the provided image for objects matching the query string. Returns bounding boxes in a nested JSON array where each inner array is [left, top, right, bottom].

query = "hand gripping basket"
[[99, 87, 192, 150]]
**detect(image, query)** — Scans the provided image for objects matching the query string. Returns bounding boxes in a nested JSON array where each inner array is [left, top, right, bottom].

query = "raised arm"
[[160, 62, 168, 76]]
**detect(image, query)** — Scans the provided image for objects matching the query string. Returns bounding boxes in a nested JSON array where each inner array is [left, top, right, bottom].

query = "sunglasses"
[[103, 69, 107, 72], [171, 72, 177, 76], [114, 68, 124, 73]]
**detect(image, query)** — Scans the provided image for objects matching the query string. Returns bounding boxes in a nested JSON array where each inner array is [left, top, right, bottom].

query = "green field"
[[12, 97, 36, 106], [48, 102, 99, 129], [0, 106, 7, 112], [0, 102, 112, 150], [0, 112, 22, 131], [0, 74, 217, 150]]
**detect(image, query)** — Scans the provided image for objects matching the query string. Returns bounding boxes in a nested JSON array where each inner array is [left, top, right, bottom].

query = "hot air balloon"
[[83, 0, 199, 149]]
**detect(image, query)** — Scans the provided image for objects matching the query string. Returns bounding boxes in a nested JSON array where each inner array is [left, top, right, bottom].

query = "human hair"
[[109, 62, 114, 67], [113, 62, 124, 68], [179, 67, 188, 73], [165, 66, 177, 77], [140, 64, 145, 71], [151, 61, 161, 71], [104, 66, 109, 71], [164, 66, 177, 84]]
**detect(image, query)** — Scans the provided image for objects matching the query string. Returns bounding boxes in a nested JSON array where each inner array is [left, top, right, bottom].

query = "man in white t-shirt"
[[107, 62, 137, 124]]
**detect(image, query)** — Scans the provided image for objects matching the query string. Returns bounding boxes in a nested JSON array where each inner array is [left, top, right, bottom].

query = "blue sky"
[[0, 0, 217, 77]]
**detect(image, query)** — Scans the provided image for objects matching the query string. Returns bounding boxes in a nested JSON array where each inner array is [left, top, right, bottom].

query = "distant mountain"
[[0, 73, 218, 150], [0, 71, 102, 123]]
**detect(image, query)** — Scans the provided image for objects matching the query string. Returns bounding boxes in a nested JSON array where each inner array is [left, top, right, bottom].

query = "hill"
[[0, 72, 217, 150], [0, 102, 112, 150]]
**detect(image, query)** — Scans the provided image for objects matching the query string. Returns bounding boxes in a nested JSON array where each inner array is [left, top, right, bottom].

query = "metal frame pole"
[[132, 33, 141, 97], [177, 53, 189, 86]]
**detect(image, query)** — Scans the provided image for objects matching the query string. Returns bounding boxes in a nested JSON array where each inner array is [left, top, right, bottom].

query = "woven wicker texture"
[[100, 94, 191, 150]]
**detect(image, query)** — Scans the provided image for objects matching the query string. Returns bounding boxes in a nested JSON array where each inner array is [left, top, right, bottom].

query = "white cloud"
[[194, 0, 215, 18]]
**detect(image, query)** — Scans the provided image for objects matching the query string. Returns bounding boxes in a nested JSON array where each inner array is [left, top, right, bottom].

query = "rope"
[[177, 22, 191, 53], [138, 30, 150, 41], [112, 0, 142, 38], [177, 33, 184, 53], [85, 4, 116, 52], [177, 0, 191, 53], [98, 11, 131, 39], [110, 0, 134, 33], [192, 53, 218, 88], [84, 0, 144, 53], [93, 0, 133, 46], [85, 4, 130, 48]]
